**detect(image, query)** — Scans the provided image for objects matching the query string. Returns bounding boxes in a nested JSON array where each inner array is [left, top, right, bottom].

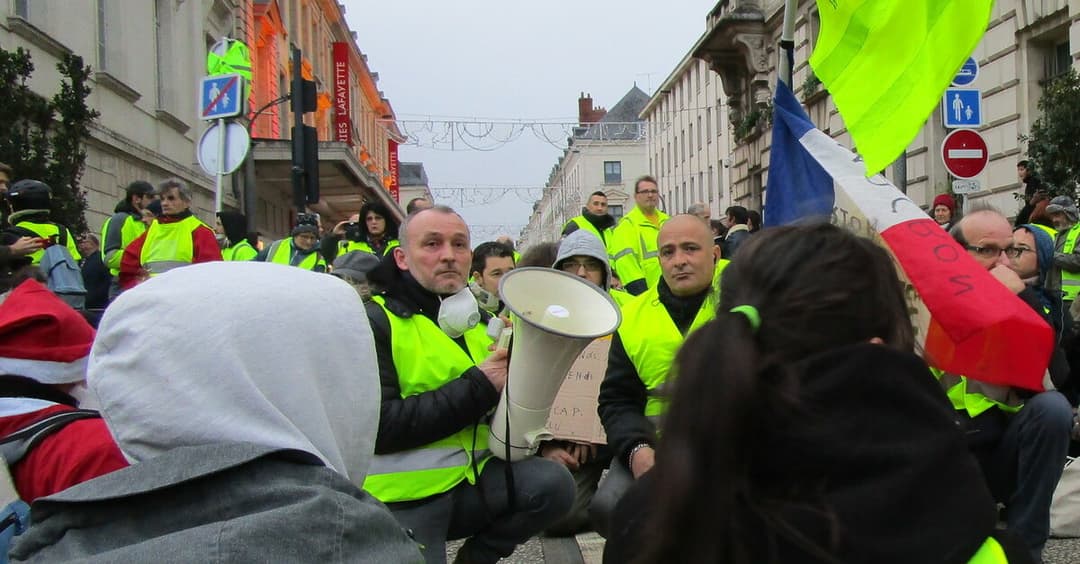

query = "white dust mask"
[[438, 287, 481, 338]]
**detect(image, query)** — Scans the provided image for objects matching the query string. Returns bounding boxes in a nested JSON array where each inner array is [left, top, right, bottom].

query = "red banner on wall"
[[388, 139, 400, 202], [332, 42, 351, 145]]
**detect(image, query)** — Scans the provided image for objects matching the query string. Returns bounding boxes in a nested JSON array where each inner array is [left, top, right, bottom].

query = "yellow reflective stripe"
[[369, 447, 471, 475], [967, 537, 1007, 564], [612, 248, 634, 259], [1063, 280, 1080, 286], [642, 250, 659, 259]]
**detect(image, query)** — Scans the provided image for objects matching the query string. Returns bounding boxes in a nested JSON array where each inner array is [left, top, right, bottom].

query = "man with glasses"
[[119, 179, 221, 290], [611, 176, 669, 296], [256, 216, 327, 273], [940, 207, 1072, 561], [101, 181, 154, 299]]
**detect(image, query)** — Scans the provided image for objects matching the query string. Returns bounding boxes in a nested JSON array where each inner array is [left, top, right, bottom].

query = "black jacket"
[[597, 278, 710, 470], [365, 265, 498, 454], [605, 345, 1034, 564], [722, 226, 751, 260]]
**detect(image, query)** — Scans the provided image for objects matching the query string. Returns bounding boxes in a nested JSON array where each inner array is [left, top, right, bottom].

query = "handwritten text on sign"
[[546, 337, 610, 444]]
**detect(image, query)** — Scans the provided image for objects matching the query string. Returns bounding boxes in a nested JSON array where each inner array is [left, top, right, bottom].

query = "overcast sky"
[[344, 1, 717, 244]]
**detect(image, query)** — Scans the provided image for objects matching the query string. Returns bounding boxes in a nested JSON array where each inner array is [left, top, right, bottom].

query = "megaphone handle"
[[497, 327, 513, 350]]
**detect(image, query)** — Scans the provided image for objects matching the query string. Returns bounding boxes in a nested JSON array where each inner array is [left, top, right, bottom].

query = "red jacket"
[[0, 403, 128, 501], [119, 212, 222, 290]]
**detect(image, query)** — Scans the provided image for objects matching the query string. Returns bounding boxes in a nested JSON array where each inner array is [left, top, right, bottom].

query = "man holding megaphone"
[[592, 215, 721, 538], [363, 206, 575, 564]]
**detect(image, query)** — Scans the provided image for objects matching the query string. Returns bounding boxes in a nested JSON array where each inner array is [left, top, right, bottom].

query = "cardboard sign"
[[546, 337, 610, 444]]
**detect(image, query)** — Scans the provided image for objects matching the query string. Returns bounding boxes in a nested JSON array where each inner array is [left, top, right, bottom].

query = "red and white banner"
[[388, 139, 400, 202], [332, 42, 351, 145]]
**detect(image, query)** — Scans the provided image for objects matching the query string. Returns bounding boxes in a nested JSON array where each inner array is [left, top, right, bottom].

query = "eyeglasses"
[[560, 259, 605, 273], [965, 245, 1023, 259], [636, 190, 659, 195]]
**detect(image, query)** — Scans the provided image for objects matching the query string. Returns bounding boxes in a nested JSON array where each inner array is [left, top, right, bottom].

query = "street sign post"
[[951, 56, 979, 87], [942, 88, 982, 128], [941, 129, 988, 179]]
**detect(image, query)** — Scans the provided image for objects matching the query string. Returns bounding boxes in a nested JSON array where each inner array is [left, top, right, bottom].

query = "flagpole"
[[779, 0, 798, 87]]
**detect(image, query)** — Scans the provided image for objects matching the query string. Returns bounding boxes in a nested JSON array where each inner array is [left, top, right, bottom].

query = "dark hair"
[[0, 162, 12, 177], [359, 201, 400, 242], [638, 223, 914, 564], [709, 219, 727, 238], [1018, 160, 1031, 169], [471, 241, 515, 276], [725, 206, 750, 225], [518, 242, 560, 268], [747, 209, 762, 231], [634, 175, 658, 193], [216, 211, 248, 246], [126, 180, 154, 200], [589, 191, 607, 200]]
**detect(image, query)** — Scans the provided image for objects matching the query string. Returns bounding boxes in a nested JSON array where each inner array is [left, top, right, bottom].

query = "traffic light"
[[290, 45, 319, 211]]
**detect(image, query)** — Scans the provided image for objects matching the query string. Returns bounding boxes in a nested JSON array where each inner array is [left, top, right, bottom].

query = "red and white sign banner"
[[388, 139, 400, 202], [332, 42, 351, 145], [941, 129, 988, 179]]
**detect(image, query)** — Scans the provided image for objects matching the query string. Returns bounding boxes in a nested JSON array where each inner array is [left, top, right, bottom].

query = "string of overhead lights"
[[429, 185, 546, 209], [378, 118, 650, 152]]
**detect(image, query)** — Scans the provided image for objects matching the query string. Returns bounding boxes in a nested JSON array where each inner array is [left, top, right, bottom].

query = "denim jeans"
[[974, 391, 1072, 563], [387, 457, 574, 564], [588, 460, 635, 539]]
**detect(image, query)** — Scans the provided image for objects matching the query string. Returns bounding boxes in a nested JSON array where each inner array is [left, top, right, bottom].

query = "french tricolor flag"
[[766, 80, 1051, 390]]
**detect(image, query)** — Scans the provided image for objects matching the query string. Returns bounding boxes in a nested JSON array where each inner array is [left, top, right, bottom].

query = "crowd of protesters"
[[0, 164, 1074, 564]]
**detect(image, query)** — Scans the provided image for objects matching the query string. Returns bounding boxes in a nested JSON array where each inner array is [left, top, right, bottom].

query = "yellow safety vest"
[[339, 238, 400, 257], [364, 296, 495, 503], [611, 207, 670, 289], [565, 215, 616, 258], [222, 240, 258, 261], [1061, 222, 1080, 301], [139, 216, 204, 276], [101, 213, 146, 276], [268, 238, 326, 271], [610, 288, 633, 307], [931, 367, 1023, 418], [15, 221, 81, 265], [968, 537, 1008, 564], [618, 286, 716, 422]]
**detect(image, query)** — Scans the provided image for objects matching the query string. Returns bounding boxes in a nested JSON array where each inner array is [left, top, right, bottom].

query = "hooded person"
[[215, 211, 257, 261], [0, 279, 127, 503], [9, 262, 422, 562], [553, 229, 630, 306]]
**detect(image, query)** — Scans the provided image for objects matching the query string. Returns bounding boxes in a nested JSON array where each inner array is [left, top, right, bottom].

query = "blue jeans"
[[387, 457, 574, 564], [974, 391, 1072, 562]]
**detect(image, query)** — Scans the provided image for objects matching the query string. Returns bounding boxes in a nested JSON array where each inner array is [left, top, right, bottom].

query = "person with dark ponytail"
[[607, 223, 1032, 564]]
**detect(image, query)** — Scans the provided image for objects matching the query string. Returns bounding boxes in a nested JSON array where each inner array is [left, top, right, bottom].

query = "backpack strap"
[[51, 223, 67, 247], [0, 409, 100, 466]]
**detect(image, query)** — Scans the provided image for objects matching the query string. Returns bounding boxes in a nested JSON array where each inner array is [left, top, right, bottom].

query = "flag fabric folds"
[[809, 0, 993, 176], [766, 80, 1051, 390]]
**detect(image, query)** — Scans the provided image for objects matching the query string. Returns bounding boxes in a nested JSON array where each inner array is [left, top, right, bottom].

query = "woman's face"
[[933, 205, 952, 225], [366, 211, 386, 238]]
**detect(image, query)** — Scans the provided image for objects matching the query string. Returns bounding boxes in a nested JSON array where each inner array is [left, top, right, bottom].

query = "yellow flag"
[[809, 0, 992, 175]]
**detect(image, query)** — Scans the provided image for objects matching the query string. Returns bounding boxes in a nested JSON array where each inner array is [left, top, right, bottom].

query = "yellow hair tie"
[[729, 305, 761, 332]]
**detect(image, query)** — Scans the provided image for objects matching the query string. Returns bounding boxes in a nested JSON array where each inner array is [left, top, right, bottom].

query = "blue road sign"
[[200, 74, 243, 120], [942, 88, 982, 128], [952, 56, 979, 87]]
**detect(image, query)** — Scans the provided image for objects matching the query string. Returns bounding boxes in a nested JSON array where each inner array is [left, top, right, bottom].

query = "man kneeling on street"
[[364, 205, 574, 564]]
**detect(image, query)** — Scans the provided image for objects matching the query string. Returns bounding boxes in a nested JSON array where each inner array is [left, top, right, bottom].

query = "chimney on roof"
[[578, 92, 607, 125]]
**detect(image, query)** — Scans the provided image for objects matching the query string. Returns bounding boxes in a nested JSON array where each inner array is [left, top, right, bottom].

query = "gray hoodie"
[[554, 229, 611, 290]]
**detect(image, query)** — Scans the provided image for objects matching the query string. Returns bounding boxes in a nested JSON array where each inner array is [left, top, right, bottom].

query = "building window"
[[697, 116, 703, 150], [98, 0, 108, 72], [698, 172, 704, 202], [681, 131, 686, 162], [688, 123, 694, 158], [14, 0, 28, 19], [609, 204, 625, 222], [695, 64, 701, 92], [1047, 40, 1072, 82], [810, 9, 822, 51], [704, 61, 710, 85], [667, 142, 672, 169], [706, 108, 713, 143], [659, 148, 664, 177], [689, 177, 695, 207], [604, 161, 622, 184], [708, 166, 715, 202], [155, 0, 173, 110]]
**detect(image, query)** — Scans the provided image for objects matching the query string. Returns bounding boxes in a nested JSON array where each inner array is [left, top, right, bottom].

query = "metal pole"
[[779, 0, 798, 87], [215, 118, 227, 212], [243, 146, 257, 234]]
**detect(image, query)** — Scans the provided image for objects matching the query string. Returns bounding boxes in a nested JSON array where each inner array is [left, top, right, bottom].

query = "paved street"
[[453, 535, 1080, 563]]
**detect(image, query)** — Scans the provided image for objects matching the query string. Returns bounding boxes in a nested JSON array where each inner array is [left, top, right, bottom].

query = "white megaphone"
[[488, 267, 621, 461]]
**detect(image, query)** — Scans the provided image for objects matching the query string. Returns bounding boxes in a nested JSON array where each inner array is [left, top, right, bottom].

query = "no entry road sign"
[[941, 129, 988, 180]]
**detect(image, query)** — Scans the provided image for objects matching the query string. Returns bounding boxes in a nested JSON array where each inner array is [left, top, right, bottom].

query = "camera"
[[344, 221, 362, 241], [296, 212, 320, 228]]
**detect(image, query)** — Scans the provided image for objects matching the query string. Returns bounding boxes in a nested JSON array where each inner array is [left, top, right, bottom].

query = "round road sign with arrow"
[[941, 129, 988, 179]]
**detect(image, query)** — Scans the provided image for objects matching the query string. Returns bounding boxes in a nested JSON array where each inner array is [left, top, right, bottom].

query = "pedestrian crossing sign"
[[200, 74, 244, 120]]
